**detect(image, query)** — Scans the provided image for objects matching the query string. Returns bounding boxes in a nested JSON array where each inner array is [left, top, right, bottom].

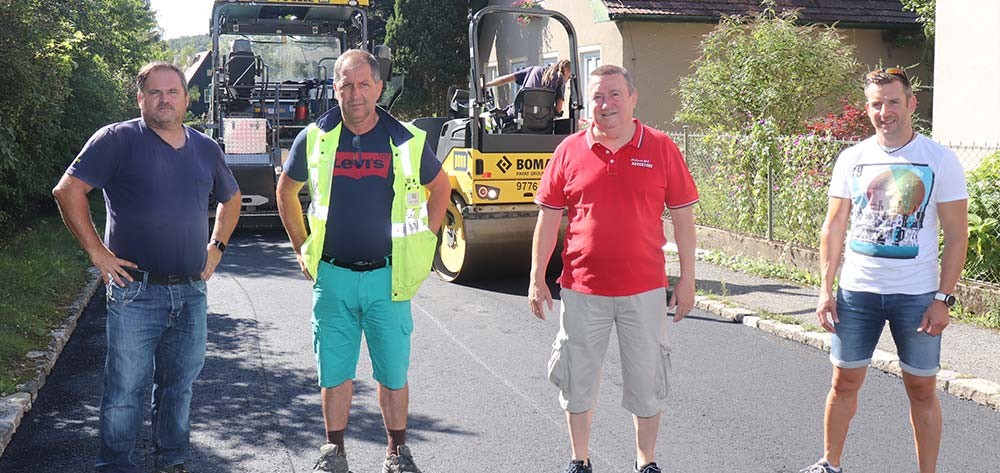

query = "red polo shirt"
[[535, 120, 698, 296]]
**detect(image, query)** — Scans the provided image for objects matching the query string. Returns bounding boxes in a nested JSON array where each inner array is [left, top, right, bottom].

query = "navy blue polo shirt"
[[284, 107, 441, 263], [68, 118, 239, 277]]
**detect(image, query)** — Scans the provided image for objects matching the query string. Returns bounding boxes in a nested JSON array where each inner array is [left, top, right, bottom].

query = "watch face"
[[945, 294, 957, 307]]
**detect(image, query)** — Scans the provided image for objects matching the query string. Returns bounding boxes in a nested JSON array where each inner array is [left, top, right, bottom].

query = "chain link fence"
[[666, 129, 1000, 286]]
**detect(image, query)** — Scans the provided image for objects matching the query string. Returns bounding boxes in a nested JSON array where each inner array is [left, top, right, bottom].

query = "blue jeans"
[[831, 288, 940, 377], [96, 276, 207, 473]]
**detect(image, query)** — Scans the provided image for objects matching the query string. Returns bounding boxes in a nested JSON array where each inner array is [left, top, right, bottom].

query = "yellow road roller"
[[410, 5, 582, 281]]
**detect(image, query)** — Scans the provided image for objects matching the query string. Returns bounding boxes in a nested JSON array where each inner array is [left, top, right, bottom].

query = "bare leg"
[[567, 410, 594, 462], [823, 367, 867, 467], [322, 380, 353, 432], [634, 411, 661, 467], [378, 382, 409, 454], [902, 372, 941, 473]]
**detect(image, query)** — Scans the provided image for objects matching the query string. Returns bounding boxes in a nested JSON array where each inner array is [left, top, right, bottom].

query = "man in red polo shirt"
[[529, 64, 698, 473]]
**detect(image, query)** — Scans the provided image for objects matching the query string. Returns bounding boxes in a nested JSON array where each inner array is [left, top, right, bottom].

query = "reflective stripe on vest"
[[302, 121, 436, 301]]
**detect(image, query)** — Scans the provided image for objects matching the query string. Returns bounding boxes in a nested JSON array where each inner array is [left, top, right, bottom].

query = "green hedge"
[[685, 119, 845, 248], [0, 0, 164, 234]]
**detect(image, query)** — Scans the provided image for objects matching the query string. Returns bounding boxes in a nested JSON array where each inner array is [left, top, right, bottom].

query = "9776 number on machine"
[[515, 181, 538, 192]]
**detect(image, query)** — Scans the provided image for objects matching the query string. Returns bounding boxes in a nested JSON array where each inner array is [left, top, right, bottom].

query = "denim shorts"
[[312, 261, 412, 390], [831, 288, 940, 377]]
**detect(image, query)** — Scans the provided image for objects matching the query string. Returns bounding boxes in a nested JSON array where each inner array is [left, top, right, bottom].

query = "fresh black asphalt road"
[[2, 231, 998, 472]]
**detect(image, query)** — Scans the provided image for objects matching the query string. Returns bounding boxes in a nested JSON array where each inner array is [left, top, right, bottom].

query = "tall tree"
[[385, 0, 470, 118]]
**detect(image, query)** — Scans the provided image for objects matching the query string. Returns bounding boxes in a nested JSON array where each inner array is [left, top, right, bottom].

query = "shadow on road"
[[0, 265, 472, 471]]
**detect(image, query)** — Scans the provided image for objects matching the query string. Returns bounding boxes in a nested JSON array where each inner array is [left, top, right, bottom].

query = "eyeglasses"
[[866, 67, 909, 87]]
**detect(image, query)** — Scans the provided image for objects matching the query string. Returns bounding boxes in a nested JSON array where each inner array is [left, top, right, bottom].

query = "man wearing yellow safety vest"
[[276, 49, 450, 473]]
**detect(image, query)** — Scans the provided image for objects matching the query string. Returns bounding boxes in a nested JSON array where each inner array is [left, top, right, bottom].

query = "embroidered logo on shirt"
[[333, 151, 390, 179], [630, 158, 653, 169]]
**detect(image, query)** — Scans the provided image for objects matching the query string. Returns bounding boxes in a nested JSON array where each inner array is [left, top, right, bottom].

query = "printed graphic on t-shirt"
[[848, 163, 934, 259], [333, 151, 391, 179]]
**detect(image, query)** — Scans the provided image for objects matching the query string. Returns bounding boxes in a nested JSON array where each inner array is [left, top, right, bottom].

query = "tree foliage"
[[901, 0, 935, 40], [385, 0, 470, 118], [0, 0, 164, 232], [674, 1, 860, 134]]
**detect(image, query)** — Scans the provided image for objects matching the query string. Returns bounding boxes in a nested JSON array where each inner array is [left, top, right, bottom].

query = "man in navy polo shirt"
[[53, 61, 241, 473], [530, 64, 699, 473]]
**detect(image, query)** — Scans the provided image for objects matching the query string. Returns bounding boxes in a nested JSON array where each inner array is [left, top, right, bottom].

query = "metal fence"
[[666, 129, 1000, 285]]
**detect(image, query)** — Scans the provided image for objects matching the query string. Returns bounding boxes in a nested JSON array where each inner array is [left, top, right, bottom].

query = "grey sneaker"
[[800, 460, 840, 473], [635, 462, 661, 473], [154, 465, 190, 473], [564, 460, 592, 473], [313, 444, 350, 473], [383, 445, 422, 473]]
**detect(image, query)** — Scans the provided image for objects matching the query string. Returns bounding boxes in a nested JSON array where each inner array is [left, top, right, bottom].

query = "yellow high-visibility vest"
[[301, 122, 436, 301]]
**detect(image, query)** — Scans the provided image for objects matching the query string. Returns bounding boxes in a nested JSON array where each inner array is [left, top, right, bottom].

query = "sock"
[[326, 430, 345, 453], [387, 428, 406, 455], [821, 459, 842, 472]]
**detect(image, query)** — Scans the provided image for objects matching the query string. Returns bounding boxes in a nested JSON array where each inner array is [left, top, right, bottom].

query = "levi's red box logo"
[[334, 151, 391, 179]]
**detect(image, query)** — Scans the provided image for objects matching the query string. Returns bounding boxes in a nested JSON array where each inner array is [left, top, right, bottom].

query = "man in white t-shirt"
[[801, 68, 969, 473]]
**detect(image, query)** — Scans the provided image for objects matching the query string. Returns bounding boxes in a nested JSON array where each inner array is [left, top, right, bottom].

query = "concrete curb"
[[0, 268, 101, 457], [694, 294, 1000, 411]]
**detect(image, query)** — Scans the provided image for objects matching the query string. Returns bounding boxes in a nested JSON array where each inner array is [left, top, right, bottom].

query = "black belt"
[[322, 254, 391, 272], [125, 267, 201, 285]]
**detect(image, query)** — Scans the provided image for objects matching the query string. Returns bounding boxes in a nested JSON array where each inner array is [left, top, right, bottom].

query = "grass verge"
[[951, 304, 1000, 331], [698, 250, 823, 287], [0, 201, 103, 396], [757, 310, 824, 333]]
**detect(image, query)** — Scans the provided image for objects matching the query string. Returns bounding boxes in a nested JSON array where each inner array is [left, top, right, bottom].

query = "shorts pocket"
[[106, 280, 144, 307], [400, 310, 414, 336], [547, 338, 570, 392], [655, 344, 672, 399]]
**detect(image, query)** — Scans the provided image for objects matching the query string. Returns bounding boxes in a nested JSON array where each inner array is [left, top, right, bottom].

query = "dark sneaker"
[[564, 459, 592, 473], [313, 444, 350, 473], [800, 460, 840, 473], [383, 445, 422, 473], [154, 465, 190, 473], [635, 462, 661, 473]]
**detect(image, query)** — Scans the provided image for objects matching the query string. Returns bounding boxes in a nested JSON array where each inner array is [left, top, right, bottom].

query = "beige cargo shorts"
[[547, 287, 672, 418]]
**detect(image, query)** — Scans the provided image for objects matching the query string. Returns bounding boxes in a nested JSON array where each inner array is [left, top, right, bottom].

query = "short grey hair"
[[136, 61, 188, 93], [590, 64, 635, 93], [333, 49, 381, 84]]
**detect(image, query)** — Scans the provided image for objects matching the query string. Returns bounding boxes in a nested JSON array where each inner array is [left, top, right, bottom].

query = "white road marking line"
[[412, 300, 610, 465]]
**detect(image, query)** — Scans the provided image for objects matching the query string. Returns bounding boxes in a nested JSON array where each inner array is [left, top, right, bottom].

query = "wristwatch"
[[934, 292, 957, 308], [210, 239, 227, 253]]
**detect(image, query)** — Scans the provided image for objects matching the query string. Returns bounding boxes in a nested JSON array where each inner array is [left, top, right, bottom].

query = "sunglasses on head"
[[866, 67, 910, 86]]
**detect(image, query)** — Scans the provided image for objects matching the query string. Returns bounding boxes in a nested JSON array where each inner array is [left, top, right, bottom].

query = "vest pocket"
[[391, 230, 437, 300]]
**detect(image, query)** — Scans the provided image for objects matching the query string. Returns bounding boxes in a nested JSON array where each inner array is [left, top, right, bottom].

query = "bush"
[[965, 151, 1000, 283], [804, 98, 873, 141], [674, 0, 859, 134]]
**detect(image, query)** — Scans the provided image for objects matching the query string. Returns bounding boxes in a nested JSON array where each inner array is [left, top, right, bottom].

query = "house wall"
[[839, 28, 930, 120], [933, 1, 1000, 148], [619, 21, 711, 131]]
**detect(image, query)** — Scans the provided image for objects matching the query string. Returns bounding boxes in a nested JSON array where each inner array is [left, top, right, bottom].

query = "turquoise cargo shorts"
[[312, 261, 413, 389]]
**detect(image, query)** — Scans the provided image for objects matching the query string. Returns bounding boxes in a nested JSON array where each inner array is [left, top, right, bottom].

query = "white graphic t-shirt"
[[829, 134, 968, 294]]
